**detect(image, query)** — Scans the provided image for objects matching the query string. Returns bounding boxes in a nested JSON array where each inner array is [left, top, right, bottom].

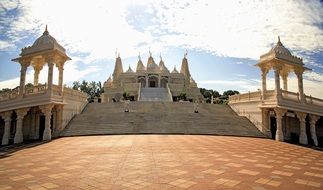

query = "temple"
[[102, 51, 202, 102]]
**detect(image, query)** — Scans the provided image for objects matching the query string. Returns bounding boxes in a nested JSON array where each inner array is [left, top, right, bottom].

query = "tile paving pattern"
[[0, 135, 323, 190]]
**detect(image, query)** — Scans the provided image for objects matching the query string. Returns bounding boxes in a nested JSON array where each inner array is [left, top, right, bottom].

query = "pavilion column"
[[40, 104, 54, 141], [296, 112, 307, 145], [47, 58, 54, 94], [274, 108, 286, 142], [309, 114, 320, 146], [261, 67, 268, 100], [54, 105, 63, 136], [262, 108, 271, 138], [14, 108, 29, 144], [274, 65, 282, 102], [281, 72, 288, 91], [1, 111, 12, 145], [19, 64, 28, 97], [57, 62, 64, 93], [158, 76, 161, 88], [295, 69, 305, 103]]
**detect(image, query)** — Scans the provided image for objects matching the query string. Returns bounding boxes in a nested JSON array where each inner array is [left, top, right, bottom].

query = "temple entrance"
[[148, 76, 158, 88], [270, 116, 276, 140], [149, 81, 156, 87], [138, 77, 146, 88]]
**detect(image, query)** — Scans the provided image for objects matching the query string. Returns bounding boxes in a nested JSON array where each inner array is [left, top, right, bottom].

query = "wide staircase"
[[139, 88, 172, 102], [61, 102, 265, 138]]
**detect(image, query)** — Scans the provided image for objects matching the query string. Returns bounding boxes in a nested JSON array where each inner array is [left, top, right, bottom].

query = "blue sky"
[[0, 0, 323, 98]]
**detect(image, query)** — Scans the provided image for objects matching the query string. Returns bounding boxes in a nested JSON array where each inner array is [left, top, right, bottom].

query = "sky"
[[0, 0, 323, 98]]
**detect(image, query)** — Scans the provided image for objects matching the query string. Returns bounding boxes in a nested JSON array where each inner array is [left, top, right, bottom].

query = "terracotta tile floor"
[[0, 135, 323, 190]]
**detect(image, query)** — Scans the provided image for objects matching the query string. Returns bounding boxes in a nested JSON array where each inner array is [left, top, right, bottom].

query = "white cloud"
[[0, 40, 15, 50]]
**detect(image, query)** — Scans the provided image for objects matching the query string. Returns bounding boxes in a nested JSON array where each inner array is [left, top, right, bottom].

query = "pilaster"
[[14, 108, 29, 144], [1, 111, 12, 145], [309, 114, 320, 146], [295, 69, 305, 103], [296, 111, 307, 145], [39, 104, 54, 141], [274, 108, 287, 142]]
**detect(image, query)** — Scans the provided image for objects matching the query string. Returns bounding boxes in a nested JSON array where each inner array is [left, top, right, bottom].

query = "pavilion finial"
[[184, 49, 188, 58], [149, 48, 152, 57], [138, 52, 141, 60], [277, 36, 283, 46], [43, 24, 49, 35], [160, 53, 162, 61]]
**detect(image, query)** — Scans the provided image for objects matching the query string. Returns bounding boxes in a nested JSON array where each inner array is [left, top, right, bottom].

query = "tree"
[[72, 81, 80, 90], [0, 88, 11, 93], [199, 88, 220, 103], [178, 92, 187, 101], [221, 90, 240, 100]]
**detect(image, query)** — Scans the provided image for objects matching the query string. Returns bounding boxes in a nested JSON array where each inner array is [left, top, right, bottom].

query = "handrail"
[[166, 83, 173, 102]]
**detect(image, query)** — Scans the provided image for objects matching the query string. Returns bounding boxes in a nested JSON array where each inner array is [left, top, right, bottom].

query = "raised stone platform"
[[61, 102, 265, 137]]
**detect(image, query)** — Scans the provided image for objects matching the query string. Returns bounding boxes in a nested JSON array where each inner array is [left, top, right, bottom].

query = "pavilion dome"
[[20, 25, 66, 56], [104, 76, 113, 87], [269, 36, 291, 56]]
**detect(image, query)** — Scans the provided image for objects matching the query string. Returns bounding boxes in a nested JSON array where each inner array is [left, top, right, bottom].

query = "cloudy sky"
[[0, 0, 322, 98]]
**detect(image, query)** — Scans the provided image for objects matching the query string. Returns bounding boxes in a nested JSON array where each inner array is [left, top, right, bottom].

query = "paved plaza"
[[0, 135, 323, 190]]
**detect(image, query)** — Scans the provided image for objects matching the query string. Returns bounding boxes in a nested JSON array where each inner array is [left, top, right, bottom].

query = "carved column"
[[261, 67, 268, 100], [281, 72, 288, 91], [46, 58, 54, 94], [309, 114, 320, 146], [274, 108, 286, 142], [295, 69, 305, 103], [19, 64, 28, 97], [273, 65, 282, 102], [262, 109, 271, 138], [14, 108, 29, 144], [56, 61, 64, 93], [40, 104, 54, 141], [296, 112, 307, 145], [1, 111, 12, 145], [54, 105, 63, 136]]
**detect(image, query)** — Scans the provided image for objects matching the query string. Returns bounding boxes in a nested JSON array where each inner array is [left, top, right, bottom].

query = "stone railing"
[[166, 83, 173, 101], [281, 90, 299, 102], [0, 88, 19, 101], [229, 91, 262, 103], [305, 95, 323, 107], [25, 84, 47, 95]]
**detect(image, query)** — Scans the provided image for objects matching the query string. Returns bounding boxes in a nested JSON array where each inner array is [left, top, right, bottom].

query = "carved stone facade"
[[102, 52, 202, 102], [229, 37, 323, 146]]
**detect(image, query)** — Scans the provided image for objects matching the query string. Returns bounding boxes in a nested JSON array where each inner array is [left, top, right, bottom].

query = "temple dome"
[[159, 57, 169, 73], [126, 65, 134, 73]]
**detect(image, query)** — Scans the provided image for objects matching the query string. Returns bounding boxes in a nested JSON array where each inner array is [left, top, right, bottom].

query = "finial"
[[138, 52, 141, 60], [277, 36, 282, 46], [115, 48, 118, 58], [184, 49, 188, 58], [149, 47, 152, 57], [43, 24, 49, 35], [118, 52, 120, 58], [160, 53, 162, 61]]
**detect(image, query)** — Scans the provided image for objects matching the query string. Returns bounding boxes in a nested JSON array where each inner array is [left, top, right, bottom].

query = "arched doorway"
[[270, 116, 276, 140], [148, 76, 158, 88]]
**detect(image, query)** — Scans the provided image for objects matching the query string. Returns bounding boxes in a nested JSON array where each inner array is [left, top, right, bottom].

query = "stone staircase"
[[139, 88, 172, 102], [61, 102, 265, 138]]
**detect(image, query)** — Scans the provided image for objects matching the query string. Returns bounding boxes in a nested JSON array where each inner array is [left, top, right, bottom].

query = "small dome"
[[171, 66, 179, 73], [136, 57, 146, 72], [32, 27, 58, 47], [159, 57, 169, 73], [20, 25, 66, 56], [270, 36, 291, 56], [104, 76, 113, 87], [126, 65, 134, 73]]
